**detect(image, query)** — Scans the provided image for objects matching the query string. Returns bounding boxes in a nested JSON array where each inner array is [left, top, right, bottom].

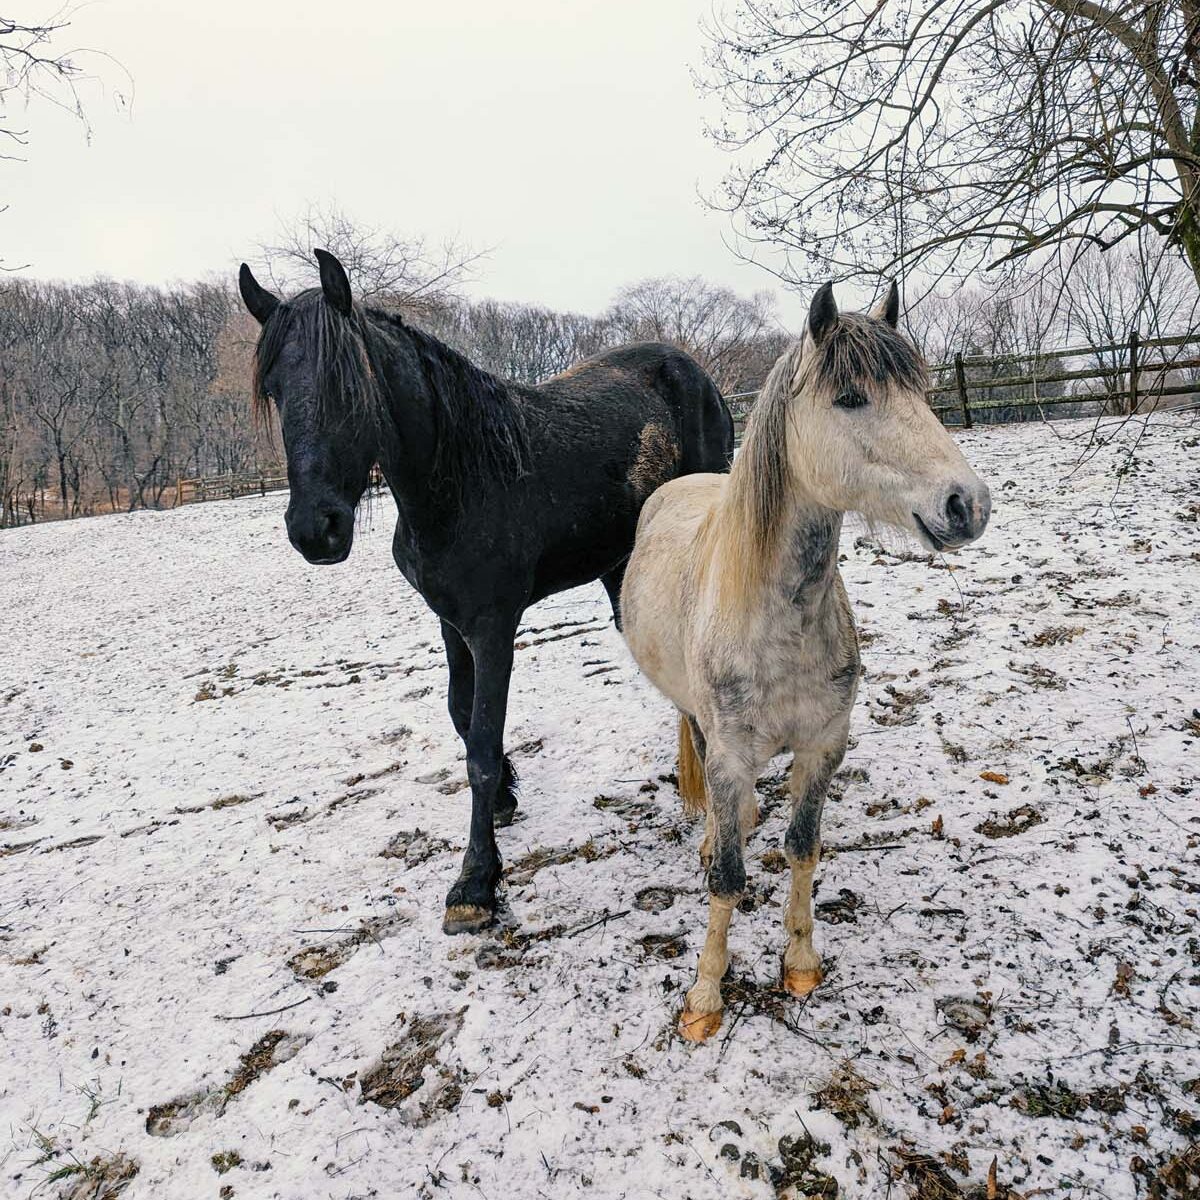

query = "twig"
[[565, 908, 630, 938], [215, 997, 311, 1021], [1053, 1039, 1196, 1061]]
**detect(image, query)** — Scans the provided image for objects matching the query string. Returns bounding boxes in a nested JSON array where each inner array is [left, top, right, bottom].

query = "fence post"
[[954, 352, 973, 428], [1128, 328, 1140, 415], [175, 478, 183, 508]]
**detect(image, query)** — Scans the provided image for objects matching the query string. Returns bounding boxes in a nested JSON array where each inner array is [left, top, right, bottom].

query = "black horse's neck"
[[364, 310, 530, 516], [360, 312, 440, 508]]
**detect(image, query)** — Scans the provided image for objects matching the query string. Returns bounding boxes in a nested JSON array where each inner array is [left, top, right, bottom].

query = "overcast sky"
[[4, 0, 809, 326]]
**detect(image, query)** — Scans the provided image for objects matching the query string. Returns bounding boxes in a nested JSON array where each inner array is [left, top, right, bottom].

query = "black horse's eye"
[[833, 388, 869, 410]]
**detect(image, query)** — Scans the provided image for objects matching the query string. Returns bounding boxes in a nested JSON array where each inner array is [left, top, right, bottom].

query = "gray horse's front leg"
[[680, 742, 757, 1042], [782, 740, 846, 996]]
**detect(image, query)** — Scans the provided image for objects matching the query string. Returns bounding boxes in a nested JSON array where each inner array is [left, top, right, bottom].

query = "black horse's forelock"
[[251, 289, 381, 428], [250, 290, 529, 499]]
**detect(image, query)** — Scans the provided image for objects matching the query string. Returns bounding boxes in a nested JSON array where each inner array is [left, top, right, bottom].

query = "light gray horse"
[[620, 282, 991, 1041]]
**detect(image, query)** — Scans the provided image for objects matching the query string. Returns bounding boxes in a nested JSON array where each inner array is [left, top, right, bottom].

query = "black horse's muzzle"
[[286, 499, 354, 565]]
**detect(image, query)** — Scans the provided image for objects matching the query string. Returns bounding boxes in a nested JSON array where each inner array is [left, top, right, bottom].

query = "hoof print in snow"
[[638, 931, 687, 960], [935, 995, 993, 1040], [378, 828, 452, 865], [592, 793, 657, 820], [54, 1152, 139, 1199], [359, 1008, 467, 1123], [815, 888, 862, 924], [634, 885, 676, 913], [974, 804, 1044, 838], [288, 912, 412, 980], [474, 942, 525, 970], [146, 1030, 309, 1137]]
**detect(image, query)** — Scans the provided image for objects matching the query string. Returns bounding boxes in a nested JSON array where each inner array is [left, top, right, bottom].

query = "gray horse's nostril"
[[945, 490, 970, 531]]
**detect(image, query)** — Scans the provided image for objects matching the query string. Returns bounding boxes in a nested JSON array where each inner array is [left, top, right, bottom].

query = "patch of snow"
[[1, 414, 1198, 1199]]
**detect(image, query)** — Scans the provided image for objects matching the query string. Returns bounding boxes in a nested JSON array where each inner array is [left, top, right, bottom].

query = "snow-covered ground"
[[2, 414, 1198, 1200]]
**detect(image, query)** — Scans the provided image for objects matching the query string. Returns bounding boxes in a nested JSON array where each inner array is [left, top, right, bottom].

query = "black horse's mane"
[[252, 289, 529, 497]]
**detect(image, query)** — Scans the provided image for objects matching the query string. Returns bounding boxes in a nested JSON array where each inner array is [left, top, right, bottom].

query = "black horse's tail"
[[655, 351, 735, 476]]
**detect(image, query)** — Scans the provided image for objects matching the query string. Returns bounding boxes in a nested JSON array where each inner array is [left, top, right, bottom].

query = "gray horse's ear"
[[808, 281, 838, 344], [314, 248, 353, 317], [238, 263, 279, 325], [873, 280, 900, 328]]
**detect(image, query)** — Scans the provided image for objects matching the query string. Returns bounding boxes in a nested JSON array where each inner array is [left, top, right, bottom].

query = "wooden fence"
[[175, 465, 386, 507], [728, 328, 1200, 435], [927, 329, 1200, 426], [175, 471, 289, 506]]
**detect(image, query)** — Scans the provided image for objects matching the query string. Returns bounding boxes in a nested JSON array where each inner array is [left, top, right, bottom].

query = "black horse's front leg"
[[443, 616, 518, 934], [440, 619, 519, 828]]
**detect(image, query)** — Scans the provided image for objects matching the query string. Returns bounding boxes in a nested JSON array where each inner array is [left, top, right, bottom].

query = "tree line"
[[0, 267, 784, 527], [2, 233, 1196, 528]]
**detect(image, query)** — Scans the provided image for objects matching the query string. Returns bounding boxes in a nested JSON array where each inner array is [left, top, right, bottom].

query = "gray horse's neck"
[[776, 498, 843, 610]]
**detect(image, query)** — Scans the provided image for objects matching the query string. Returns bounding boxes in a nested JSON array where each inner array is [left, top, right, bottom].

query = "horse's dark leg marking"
[[441, 619, 518, 828], [600, 561, 627, 630], [705, 753, 750, 900], [681, 746, 753, 1038], [443, 615, 518, 934], [782, 746, 844, 995]]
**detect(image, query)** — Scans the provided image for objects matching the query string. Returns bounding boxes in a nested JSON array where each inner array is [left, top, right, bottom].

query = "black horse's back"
[[515, 341, 732, 606], [533, 339, 732, 479]]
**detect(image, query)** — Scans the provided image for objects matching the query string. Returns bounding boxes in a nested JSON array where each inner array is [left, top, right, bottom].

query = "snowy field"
[[2, 414, 1199, 1200]]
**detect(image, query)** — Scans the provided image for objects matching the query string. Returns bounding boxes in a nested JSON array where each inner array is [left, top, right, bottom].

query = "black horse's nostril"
[[945, 490, 970, 532], [321, 509, 343, 545]]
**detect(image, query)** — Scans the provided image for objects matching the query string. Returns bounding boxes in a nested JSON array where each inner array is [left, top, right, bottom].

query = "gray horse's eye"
[[833, 388, 868, 410]]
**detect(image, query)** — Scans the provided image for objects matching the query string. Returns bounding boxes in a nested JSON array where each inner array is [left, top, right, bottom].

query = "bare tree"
[[1056, 237, 1200, 410], [703, 2, 1200, 295], [605, 275, 782, 393], [429, 299, 609, 383], [258, 203, 485, 312]]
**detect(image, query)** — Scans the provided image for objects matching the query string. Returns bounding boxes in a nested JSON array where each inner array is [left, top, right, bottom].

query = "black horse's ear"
[[873, 280, 900, 328], [238, 263, 279, 325], [314, 248, 353, 317], [808, 281, 838, 344]]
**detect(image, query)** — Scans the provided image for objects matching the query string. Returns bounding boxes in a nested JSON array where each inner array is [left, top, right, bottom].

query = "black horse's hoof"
[[443, 904, 495, 935], [494, 802, 518, 829]]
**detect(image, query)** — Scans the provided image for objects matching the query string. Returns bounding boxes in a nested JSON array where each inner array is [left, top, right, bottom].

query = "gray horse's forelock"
[[808, 313, 928, 395]]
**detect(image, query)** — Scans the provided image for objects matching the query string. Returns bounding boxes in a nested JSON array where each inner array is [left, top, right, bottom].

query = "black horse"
[[239, 249, 733, 933]]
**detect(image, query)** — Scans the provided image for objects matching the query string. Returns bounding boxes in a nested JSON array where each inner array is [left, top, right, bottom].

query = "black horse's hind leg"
[[441, 620, 519, 826], [443, 614, 518, 934], [601, 560, 627, 630]]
